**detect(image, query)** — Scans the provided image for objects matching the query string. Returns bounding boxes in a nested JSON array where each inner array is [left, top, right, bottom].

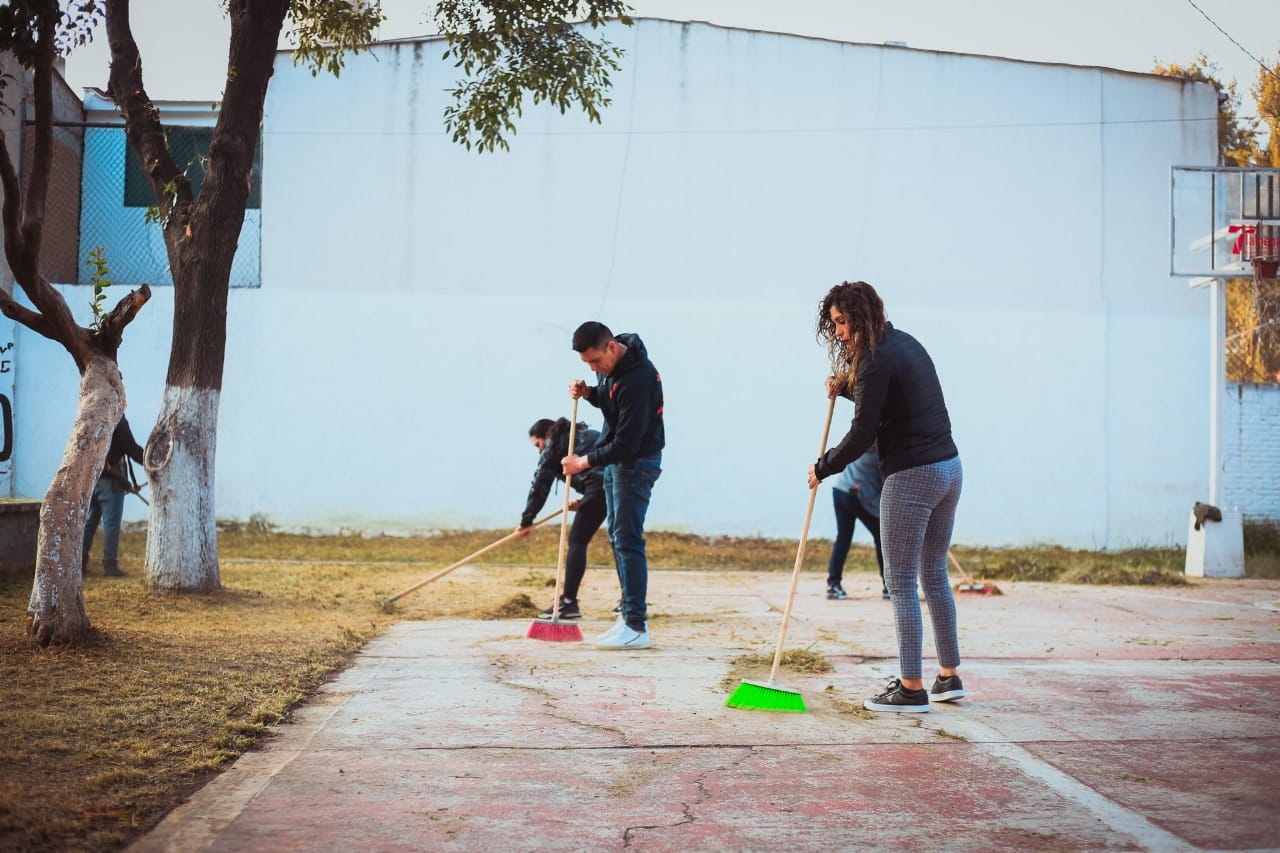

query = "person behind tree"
[[82, 415, 146, 578], [826, 443, 888, 601], [518, 416, 609, 619]]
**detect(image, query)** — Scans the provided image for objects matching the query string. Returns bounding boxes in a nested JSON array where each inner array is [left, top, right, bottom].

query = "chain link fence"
[[78, 126, 260, 287], [1227, 277, 1280, 383]]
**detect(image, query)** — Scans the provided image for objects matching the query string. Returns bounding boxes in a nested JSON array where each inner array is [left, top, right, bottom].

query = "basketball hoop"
[[1255, 258, 1280, 280]]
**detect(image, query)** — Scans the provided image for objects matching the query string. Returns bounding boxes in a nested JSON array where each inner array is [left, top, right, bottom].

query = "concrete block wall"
[[1222, 383, 1280, 521]]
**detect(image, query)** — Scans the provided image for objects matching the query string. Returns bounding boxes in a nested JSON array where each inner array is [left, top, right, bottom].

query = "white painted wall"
[[16, 20, 1229, 546]]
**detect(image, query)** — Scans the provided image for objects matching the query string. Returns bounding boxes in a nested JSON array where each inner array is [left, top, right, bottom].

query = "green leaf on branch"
[[85, 245, 110, 330], [434, 1, 632, 153]]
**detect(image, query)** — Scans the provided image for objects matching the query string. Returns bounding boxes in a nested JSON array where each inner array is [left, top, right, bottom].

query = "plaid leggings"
[[880, 456, 963, 679]]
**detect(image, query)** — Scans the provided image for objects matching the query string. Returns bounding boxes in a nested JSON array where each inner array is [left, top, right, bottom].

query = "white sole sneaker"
[[595, 625, 651, 650], [863, 699, 930, 713], [593, 619, 627, 645]]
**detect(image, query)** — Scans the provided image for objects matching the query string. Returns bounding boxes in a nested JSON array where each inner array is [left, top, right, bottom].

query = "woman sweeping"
[[519, 417, 609, 619], [807, 281, 966, 713]]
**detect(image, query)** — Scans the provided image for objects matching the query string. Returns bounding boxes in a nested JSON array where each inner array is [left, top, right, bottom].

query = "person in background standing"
[[826, 444, 888, 600]]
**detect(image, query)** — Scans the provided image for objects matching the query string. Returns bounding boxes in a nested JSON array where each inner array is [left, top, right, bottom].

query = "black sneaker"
[[930, 674, 965, 702], [537, 599, 581, 620], [863, 678, 930, 713], [826, 584, 848, 600], [881, 587, 891, 599]]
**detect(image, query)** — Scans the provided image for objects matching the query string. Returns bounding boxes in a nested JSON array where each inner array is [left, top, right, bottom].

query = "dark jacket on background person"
[[582, 332, 665, 468], [815, 323, 957, 480], [521, 424, 604, 527], [101, 417, 145, 489]]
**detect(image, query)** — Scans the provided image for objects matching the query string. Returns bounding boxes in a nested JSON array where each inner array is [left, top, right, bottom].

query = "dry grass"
[[949, 545, 1187, 584], [720, 647, 835, 691], [1244, 521, 1280, 579], [0, 524, 1216, 850]]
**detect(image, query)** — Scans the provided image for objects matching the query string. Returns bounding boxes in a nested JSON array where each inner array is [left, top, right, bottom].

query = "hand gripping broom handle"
[[550, 400, 579, 621], [768, 395, 837, 684], [383, 508, 563, 605]]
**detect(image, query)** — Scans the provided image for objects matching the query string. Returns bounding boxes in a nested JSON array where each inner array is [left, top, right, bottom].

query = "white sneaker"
[[593, 618, 627, 645], [595, 625, 651, 650]]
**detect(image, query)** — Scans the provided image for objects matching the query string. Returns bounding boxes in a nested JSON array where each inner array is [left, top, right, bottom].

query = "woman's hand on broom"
[[807, 463, 820, 490]]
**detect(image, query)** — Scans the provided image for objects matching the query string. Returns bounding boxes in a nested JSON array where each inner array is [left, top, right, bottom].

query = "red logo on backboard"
[[1230, 223, 1280, 258]]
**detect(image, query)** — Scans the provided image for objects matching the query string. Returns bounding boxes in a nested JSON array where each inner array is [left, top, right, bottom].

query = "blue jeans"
[[83, 476, 126, 567], [827, 487, 884, 587], [603, 454, 661, 631]]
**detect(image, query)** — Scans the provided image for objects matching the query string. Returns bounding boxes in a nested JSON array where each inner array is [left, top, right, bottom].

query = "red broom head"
[[525, 619, 584, 642]]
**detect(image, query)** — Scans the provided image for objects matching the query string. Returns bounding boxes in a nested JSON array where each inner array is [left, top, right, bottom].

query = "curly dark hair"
[[816, 281, 886, 394]]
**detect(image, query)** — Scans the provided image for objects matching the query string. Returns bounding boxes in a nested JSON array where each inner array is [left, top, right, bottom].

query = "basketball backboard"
[[1171, 166, 1280, 279]]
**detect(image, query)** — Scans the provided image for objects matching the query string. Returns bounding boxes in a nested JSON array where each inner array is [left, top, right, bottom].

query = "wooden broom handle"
[[947, 550, 975, 584], [550, 399, 579, 621], [769, 395, 837, 684], [383, 508, 563, 604]]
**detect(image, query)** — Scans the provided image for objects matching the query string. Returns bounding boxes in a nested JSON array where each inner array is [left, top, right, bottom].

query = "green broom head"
[[726, 679, 807, 713], [526, 618, 584, 643]]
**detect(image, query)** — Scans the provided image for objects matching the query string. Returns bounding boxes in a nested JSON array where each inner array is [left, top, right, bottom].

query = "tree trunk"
[[27, 356, 124, 646], [143, 384, 221, 593]]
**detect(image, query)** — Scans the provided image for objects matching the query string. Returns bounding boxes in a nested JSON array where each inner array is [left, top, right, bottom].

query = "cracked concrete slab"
[[131, 571, 1280, 852]]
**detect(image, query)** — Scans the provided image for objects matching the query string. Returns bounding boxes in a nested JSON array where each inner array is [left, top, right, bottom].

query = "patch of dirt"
[[720, 648, 834, 691], [474, 594, 539, 620]]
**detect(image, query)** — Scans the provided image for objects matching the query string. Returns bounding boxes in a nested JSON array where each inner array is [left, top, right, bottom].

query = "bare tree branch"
[[18, 8, 56, 264], [0, 287, 55, 340], [0, 126, 27, 275], [195, 0, 289, 234], [104, 0, 193, 246], [94, 284, 152, 359]]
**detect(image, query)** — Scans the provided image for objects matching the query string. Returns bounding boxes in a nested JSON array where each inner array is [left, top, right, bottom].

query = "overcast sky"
[[63, 0, 1279, 120]]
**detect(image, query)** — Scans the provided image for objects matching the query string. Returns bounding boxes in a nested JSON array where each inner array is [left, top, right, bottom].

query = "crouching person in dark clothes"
[[562, 322, 665, 650], [518, 416, 609, 619]]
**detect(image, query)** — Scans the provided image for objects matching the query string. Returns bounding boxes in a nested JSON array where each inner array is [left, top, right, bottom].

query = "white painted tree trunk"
[[27, 356, 123, 645], [144, 385, 221, 592]]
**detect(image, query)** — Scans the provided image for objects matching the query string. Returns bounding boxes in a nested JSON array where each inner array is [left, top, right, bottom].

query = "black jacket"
[[816, 323, 957, 480], [521, 424, 603, 527], [583, 332, 665, 468], [100, 417, 145, 488]]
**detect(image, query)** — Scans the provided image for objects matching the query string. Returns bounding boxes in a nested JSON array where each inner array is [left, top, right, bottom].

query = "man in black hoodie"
[[563, 321, 664, 650]]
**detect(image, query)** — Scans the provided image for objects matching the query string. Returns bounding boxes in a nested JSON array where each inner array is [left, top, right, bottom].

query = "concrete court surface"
[[133, 570, 1280, 852]]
